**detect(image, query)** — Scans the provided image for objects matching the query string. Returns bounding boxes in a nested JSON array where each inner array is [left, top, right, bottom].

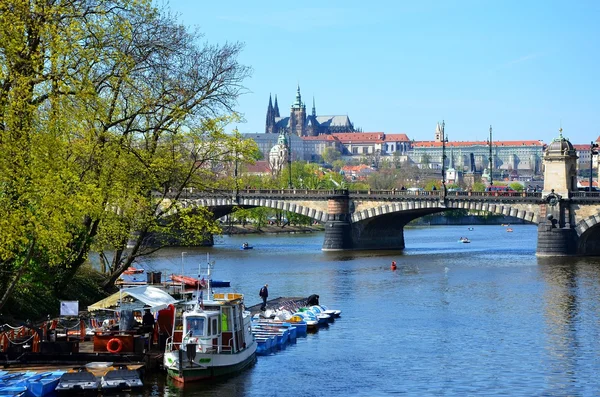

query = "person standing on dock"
[[142, 306, 155, 348], [259, 284, 269, 311]]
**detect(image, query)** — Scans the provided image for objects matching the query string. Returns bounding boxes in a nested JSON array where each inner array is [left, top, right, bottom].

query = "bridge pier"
[[536, 219, 577, 256], [322, 191, 353, 251], [537, 129, 579, 256]]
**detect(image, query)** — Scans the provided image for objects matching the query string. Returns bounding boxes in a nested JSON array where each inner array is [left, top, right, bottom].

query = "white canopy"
[[88, 286, 177, 312]]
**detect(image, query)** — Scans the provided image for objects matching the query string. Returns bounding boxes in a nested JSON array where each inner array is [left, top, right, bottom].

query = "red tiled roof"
[[578, 180, 599, 187], [573, 144, 592, 151], [341, 164, 372, 172], [384, 133, 410, 142], [244, 161, 270, 173], [413, 140, 544, 148], [332, 133, 386, 143], [301, 135, 340, 141]]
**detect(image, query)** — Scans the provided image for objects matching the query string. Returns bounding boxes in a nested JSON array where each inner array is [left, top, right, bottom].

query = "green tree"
[[472, 182, 486, 192], [332, 159, 345, 172], [509, 182, 524, 192], [0, 0, 136, 310], [0, 0, 255, 311], [322, 147, 341, 164]]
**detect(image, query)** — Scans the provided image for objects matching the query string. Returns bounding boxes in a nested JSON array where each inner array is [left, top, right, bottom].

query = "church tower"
[[273, 95, 280, 117], [268, 131, 289, 176], [290, 85, 306, 137], [265, 94, 276, 134], [434, 122, 443, 142]]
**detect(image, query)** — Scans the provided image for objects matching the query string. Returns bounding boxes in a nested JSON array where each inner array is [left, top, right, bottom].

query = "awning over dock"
[[88, 286, 177, 312]]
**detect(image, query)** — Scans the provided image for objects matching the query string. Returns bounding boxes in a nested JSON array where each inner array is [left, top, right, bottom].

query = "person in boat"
[[142, 306, 155, 348], [243, 242, 248, 248], [259, 284, 269, 311]]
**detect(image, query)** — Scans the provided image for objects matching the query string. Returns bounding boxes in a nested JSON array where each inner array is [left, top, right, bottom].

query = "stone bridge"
[[169, 187, 600, 256], [161, 129, 600, 256]]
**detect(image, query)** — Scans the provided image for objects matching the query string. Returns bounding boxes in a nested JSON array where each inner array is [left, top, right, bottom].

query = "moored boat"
[[100, 367, 143, 391], [123, 267, 144, 275], [55, 368, 99, 393], [209, 279, 231, 288], [26, 371, 66, 397], [169, 274, 206, 288], [163, 255, 256, 383]]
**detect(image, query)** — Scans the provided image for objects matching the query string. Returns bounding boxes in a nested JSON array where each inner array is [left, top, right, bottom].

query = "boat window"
[[212, 317, 218, 336], [186, 317, 205, 337]]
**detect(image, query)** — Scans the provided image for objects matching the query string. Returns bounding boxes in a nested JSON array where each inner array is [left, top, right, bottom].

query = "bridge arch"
[[181, 197, 328, 223], [351, 199, 539, 224], [574, 214, 600, 255]]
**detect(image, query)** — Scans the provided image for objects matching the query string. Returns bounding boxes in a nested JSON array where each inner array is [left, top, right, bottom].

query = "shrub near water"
[[3, 265, 110, 323]]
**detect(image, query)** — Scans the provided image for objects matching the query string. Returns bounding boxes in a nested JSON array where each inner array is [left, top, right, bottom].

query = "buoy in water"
[[391, 261, 397, 270]]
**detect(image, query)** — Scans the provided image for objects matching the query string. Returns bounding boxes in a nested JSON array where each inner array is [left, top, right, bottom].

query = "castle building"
[[265, 86, 355, 136]]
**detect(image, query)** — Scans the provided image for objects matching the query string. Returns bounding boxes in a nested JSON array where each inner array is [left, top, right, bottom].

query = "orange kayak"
[[170, 274, 207, 288], [123, 267, 144, 275]]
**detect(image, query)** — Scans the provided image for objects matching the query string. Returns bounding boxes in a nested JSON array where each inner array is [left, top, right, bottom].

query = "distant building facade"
[[409, 124, 545, 178], [265, 86, 355, 136]]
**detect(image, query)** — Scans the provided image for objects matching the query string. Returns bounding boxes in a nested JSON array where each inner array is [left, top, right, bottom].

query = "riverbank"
[[220, 224, 325, 234]]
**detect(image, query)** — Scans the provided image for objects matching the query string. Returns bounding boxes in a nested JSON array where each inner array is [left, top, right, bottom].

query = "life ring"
[[106, 338, 123, 353]]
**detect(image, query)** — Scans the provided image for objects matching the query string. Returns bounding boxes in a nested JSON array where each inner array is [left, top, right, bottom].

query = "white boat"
[[54, 369, 99, 393], [100, 367, 143, 391], [314, 304, 342, 318], [163, 255, 256, 384]]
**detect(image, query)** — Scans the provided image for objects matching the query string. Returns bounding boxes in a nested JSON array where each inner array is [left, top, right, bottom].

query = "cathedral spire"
[[274, 95, 280, 117], [265, 94, 275, 133], [312, 96, 316, 117], [293, 84, 302, 108]]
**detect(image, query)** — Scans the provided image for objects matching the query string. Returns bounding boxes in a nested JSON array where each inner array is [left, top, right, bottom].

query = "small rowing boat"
[[123, 267, 143, 275], [169, 274, 206, 288]]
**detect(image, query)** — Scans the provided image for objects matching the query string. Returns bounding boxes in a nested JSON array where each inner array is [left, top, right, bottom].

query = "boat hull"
[[165, 347, 257, 383]]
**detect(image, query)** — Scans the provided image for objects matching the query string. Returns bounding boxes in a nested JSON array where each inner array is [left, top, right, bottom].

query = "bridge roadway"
[[163, 188, 600, 255]]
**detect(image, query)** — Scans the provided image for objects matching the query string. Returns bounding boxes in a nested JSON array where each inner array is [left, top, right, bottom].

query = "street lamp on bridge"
[[590, 140, 599, 192], [441, 120, 448, 193], [488, 125, 493, 186], [287, 129, 293, 189]]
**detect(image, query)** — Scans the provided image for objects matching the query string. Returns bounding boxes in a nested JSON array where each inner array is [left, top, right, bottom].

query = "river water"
[[127, 225, 600, 396]]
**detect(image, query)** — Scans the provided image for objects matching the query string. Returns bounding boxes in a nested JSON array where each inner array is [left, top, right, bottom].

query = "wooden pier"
[[0, 338, 164, 371]]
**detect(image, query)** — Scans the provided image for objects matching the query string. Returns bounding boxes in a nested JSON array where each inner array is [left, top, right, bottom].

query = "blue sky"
[[165, 0, 599, 144]]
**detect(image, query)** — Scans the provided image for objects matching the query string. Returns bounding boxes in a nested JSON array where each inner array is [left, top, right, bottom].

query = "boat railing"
[[165, 334, 236, 354]]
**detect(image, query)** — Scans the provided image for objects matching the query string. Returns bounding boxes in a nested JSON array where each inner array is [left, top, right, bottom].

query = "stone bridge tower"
[[537, 129, 578, 256]]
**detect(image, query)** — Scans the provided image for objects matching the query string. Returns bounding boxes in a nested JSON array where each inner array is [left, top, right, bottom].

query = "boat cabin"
[[170, 293, 247, 354]]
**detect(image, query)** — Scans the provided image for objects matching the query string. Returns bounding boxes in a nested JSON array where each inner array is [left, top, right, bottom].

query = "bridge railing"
[[446, 191, 542, 199], [570, 191, 600, 199], [155, 188, 543, 200]]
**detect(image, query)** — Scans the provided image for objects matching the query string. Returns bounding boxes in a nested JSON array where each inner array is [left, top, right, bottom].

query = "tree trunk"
[[0, 240, 36, 312]]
